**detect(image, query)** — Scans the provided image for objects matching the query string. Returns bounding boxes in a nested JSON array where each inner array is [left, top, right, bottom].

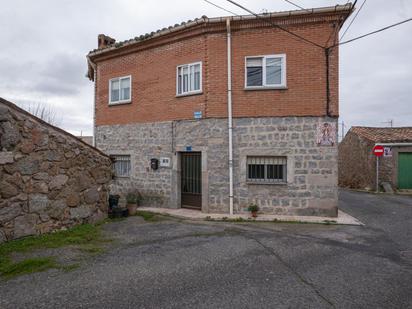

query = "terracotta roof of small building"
[[350, 126, 412, 143]]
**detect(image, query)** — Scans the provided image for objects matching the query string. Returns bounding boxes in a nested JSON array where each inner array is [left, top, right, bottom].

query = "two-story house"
[[86, 4, 353, 217]]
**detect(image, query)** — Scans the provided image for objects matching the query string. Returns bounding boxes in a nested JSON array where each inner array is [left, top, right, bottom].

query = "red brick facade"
[[89, 9, 350, 126]]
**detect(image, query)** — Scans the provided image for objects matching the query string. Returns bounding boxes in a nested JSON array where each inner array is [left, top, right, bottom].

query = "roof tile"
[[350, 126, 412, 143]]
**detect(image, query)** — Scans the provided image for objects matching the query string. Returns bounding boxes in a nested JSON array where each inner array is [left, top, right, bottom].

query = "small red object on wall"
[[373, 145, 384, 157]]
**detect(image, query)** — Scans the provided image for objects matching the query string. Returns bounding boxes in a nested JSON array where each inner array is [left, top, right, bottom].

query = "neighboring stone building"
[[0, 98, 112, 243], [339, 126, 412, 191], [87, 5, 353, 217], [77, 135, 94, 145]]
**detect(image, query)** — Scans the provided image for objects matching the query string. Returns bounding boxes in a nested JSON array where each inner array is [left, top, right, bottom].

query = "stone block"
[[0, 181, 18, 198], [91, 168, 110, 184], [1, 121, 21, 149], [47, 150, 64, 162], [0, 105, 10, 121], [15, 156, 41, 175], [48, 200, 67, 220], [84, 186, 100, 204], [0, 202, 22, 224], [32, 127, 49, 146], [33, 181, 49, 194], [0, 151, 14, 164], [33, 172, 50, 181], [66, 193, 80, 207], [29, 194, 49, 213], [76, 173, 94, 191], [13, 214, 39, 238], [20, 141, 34, 154], [70, 206, 92, 219], [0, 230, 6, 243], [49, 174, 69, 190]]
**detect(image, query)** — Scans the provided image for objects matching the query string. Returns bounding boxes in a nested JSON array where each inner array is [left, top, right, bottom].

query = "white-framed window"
[[245, 54, 286, 89], [109, 76, 131, 104], [111, 155, 131, 177], [176, 62, 202, 96], [247, 156, 287, 183]]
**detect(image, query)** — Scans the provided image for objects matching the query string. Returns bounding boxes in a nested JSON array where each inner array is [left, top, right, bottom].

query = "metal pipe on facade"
[[226, 18, 234, 215], [87, 56, 97, 147], [325, 47, 331, 117], [375, 143, 412, 147]]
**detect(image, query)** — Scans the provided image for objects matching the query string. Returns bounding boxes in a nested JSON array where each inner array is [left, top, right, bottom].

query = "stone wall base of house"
[[96, 116, 338, 217]]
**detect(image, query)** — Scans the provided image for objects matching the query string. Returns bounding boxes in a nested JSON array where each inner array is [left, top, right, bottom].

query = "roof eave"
[[87, 4, 353, 59]]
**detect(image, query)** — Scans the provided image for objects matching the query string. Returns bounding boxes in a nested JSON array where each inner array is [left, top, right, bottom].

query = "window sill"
[[246, 181, 287, 185], [244, 86, 287, 91], [108, 100, 132, 106], [176, 91, 203, 98]]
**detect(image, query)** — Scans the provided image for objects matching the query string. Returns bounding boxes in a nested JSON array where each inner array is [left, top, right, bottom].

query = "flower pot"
[[251, 211, 258, 218], [127, 203, 137, 216]]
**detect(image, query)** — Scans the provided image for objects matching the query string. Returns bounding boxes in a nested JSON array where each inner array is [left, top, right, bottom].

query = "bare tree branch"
[[18, 101, 62, 126]]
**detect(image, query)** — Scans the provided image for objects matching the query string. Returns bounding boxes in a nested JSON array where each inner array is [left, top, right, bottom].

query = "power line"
[[324, 0, 354, 46], [340, 0, 367, 40], [331, 17, 412, 48], [283, 0, 310, 12], [202, 0, 240, 16], [225, 0, 324, 49]]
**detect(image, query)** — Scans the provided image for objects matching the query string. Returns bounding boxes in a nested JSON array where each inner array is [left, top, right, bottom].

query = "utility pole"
[[381, 119, 394, 127], [339, 121, 346, 142]]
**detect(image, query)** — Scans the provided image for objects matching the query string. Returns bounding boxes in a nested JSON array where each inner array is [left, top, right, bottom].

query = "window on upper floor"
[[176, 62, 202, 96], [245, 55, 286, 89], [109, 76, 131, 105], [247, 156, 287, 184]]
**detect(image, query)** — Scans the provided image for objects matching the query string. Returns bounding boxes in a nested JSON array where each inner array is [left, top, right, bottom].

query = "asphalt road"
[[1, 190, 412, 308]]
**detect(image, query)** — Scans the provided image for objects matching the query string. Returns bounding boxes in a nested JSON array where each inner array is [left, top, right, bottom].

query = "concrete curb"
[[341, 188, 412, 196], [137, 207, 363, 226]]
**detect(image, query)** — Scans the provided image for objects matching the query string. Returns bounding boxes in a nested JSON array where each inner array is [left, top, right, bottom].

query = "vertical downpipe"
[[226, 18, 234, 215], [87, 56, 97, 147], [93, 69, 97, 147], [325, 47, 331, 117]]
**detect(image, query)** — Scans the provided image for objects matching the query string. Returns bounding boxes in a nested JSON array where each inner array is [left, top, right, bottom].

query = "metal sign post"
[[373, 145, 384, 192], [376, 156, 379, 193]]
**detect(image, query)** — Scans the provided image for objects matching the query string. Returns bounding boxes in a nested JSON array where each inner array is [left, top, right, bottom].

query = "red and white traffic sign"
[[373, 145, 384, 157]]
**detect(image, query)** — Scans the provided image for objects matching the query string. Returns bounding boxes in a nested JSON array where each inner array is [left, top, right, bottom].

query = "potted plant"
[[248, 204, 259, 218], [126, 192, 138, 215]]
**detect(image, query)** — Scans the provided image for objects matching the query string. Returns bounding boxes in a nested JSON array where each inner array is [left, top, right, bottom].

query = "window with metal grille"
[[111, 155, 131, 177], [247, 156, 287, 183]]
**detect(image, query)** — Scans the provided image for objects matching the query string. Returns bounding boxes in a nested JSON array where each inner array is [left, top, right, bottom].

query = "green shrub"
[[247, 204, 259, 213]]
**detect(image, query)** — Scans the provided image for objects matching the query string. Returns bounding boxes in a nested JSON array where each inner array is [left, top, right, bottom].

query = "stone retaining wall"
[[0, 99, 112, 243], [96, 116, 338, 217]]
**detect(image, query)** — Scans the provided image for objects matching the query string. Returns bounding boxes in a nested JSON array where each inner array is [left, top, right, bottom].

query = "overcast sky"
[[1, 0, 411, 136]]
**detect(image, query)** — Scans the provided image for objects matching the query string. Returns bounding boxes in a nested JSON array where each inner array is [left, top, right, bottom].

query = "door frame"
[[172, 146, 209, 212], [398, 151, 412, 189], [181, 151, 202, 209]]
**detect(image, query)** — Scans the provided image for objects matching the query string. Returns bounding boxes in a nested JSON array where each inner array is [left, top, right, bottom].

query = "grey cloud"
[[33, 53, 88, 96], [0, 0, 411, 134]]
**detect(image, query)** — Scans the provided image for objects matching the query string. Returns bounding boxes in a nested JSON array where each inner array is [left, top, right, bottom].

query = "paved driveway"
[[1, 190, 412, 308]]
